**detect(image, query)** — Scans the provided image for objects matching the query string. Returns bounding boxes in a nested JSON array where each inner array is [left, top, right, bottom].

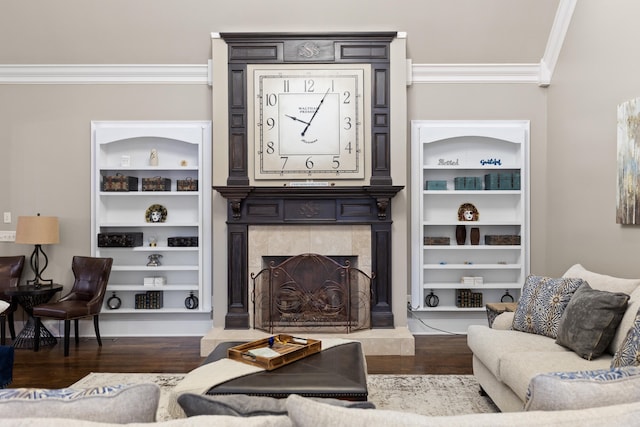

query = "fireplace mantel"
[[214, 185, 403, 221], [215, 184, 403, 329]]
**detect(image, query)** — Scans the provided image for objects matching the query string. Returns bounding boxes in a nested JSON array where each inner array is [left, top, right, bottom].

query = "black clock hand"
[[284, 114, 310, 125], [301, 88, 330, 137]]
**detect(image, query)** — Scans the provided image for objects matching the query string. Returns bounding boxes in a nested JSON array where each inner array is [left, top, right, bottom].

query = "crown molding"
[[409, 0, 576, 87], [0, 1, 574, 87], [539, 0, 577, 86], [0, 64, 209, 84], [410, 63, 543, 85]]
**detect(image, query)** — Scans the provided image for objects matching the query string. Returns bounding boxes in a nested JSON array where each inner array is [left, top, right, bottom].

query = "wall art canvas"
[[617, 98, 640, 224]]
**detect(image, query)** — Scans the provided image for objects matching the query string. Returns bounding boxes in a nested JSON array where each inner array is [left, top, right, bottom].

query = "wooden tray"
[[227, 334, 321, 370]]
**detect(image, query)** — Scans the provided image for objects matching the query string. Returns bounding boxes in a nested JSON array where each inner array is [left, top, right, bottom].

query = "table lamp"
[[15, 214, 59, 287]]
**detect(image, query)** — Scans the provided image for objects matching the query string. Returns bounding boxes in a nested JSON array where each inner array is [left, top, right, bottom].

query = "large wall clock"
[[219, 32, 395, 187], [253, 66, 366, 180]]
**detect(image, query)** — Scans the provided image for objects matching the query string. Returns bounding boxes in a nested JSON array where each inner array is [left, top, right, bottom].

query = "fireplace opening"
[[251, 253, 373, 333]]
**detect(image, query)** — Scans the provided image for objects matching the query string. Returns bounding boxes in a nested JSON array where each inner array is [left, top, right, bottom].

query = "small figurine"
[[149, 148, 159, 166], [147, 254, 163, 267], [457, 203, 479, 221]]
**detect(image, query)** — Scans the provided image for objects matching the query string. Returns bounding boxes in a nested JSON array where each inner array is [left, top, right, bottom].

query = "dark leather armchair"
[[33, 256, 113, 356], [0, 256, 25, 345]]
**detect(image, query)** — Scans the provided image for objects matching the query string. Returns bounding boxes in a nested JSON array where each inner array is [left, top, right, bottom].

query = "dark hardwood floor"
[[9, 334, 472, 389]]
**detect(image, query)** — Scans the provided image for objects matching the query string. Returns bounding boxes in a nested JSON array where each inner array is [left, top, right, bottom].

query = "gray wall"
[[2, 1, 639, 315], [545, 1, 640, 278]]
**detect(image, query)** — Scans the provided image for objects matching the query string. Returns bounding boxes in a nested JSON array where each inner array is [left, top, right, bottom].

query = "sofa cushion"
[[467, 325, 569, 379], [0, 383, 160, 423], [0, 415, 292, 427], [611, 307, 640, 368], [555, 283, 629, 360], [512, 275, 585, 338], [499, 350, 611, 401], [285, 393, 640, 427], [177, 393, 375, 417], [525, 367, 640, 411], [562, 263, 640, 295], [610, 286, 640, 355]]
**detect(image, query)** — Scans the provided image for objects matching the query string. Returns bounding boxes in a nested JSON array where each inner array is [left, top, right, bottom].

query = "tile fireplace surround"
[[202, 225, 414, 356]]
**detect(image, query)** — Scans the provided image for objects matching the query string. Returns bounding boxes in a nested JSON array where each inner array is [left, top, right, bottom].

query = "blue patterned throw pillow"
[[525, 366, 640, 411], [611, 308, 640, 368], [525, 367, 640, 411], [0, 383, 160, 423], [512, 275, 585, 338]]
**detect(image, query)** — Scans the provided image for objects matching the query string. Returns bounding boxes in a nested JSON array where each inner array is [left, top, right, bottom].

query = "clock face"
[[254, 68, 365, 180]]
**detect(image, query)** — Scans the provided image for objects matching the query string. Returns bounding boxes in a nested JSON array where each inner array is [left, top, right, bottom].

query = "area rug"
[[71, 373, 498, 421]]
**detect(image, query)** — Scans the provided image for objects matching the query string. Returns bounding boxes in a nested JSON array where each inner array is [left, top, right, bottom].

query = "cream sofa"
[[2, 395, 640, 426], [467, 264, 640, 412]]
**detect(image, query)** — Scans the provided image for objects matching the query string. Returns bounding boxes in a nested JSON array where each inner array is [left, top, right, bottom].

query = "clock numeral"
[[305, 157, 314, 169], [280, 156, 289, 169], [343, 90, 351, 104], [266, 117, 275, 130], [266, 94, 277, 106], [266, 141, 275, 154], [344, 116, 352, 130], [332, 156, 340, 169], [304, 79, 315, 93], [283, 80, 290, 93], [345, 142, 353, 154]]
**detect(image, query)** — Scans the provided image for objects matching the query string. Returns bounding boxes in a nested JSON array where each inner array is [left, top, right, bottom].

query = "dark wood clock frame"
[[215, 32, 403, 329]]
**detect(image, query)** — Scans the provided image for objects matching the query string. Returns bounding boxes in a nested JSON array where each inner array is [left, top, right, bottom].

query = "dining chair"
[[0, 256, 25, 345], [33, 256, 113, 356]]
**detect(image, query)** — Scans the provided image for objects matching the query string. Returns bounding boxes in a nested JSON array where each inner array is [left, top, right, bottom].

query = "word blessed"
[[438, 159, 459, 166], [480, 158, 502, 166]]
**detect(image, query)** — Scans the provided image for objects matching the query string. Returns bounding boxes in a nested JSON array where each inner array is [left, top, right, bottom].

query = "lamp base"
[[27, 244, 53, 288]]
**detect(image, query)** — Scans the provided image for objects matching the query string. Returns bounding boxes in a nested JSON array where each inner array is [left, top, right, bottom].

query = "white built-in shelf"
[[410, 120, 530, 331]]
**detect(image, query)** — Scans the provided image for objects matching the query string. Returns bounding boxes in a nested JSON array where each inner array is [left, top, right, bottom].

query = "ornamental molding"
[[0, 0, 575, 87]]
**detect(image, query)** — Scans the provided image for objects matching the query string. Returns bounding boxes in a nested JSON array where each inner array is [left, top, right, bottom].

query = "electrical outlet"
[[3, 212, 10, 224], [0, 231, 16, 242]]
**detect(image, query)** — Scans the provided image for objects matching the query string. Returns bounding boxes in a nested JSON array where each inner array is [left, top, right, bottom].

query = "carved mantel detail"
[[214, 186, 403, 222]]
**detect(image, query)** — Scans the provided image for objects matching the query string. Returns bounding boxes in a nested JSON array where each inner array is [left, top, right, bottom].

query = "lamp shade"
[[15, 215, 59, 245]]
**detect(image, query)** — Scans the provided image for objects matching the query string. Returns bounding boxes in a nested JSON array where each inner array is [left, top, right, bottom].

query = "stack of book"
[[135, 290, 164, 309], [456, 289, 483, 308]]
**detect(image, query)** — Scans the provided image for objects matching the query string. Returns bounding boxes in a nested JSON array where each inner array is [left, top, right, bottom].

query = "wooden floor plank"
[[8, 334, 472, 389]]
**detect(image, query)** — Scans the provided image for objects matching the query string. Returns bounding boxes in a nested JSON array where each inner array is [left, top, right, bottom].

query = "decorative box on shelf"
[[177, 178, 198, 191], [424, 237, 450, 245], [102, 174, 138, 192], [484, 172, 521, 190], [97, 232, 143, 247], [142, 177, 171, 191], [227, 335, 321, 371], [143, 277, 166, 287], [461, 276, 483, 285], [454, 177, 482, 190], [425, 180, 447, 190], [485, 235, 521, 245], [168, 236, 198, 247]]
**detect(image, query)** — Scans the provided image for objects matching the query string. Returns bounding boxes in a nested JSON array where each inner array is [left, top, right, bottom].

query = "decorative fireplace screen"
[[251, 253, 373, 333]]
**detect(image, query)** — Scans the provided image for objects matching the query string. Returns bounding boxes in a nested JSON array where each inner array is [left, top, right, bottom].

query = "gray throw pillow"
[[555, 283, 629, 360], [178, 393, 375, 417]]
